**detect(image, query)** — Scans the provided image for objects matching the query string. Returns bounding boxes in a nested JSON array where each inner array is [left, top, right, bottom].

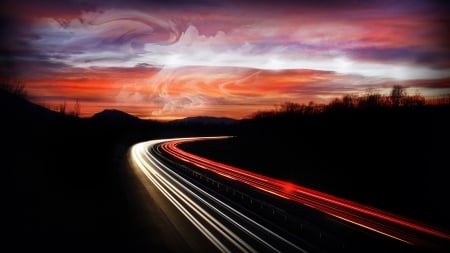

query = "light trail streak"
[[130, 138, 308, 253], [160, 136, 450, 249], [131, 141, 230, 252]]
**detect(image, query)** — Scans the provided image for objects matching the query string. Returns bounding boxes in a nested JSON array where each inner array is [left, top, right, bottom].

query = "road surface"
[[130, 137, 450, 253]]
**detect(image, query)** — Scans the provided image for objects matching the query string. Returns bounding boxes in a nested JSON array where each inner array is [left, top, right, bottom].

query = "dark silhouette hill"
[[169, 116, 238, 126], [1, 89, 62, 121], [1, 93, 108, 252], [1, 87, 239, 253], [92, 109, 144, 125], [1, 90, 185, 253], [90, 108, 164, 141], [93, 108, 140, 120], [4, 84, 449, 252]]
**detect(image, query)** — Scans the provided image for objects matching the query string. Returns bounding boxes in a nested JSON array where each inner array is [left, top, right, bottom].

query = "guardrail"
[[151, 143, 350, 252]]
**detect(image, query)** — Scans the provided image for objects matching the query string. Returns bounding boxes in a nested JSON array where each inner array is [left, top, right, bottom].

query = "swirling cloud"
[[2, 0, 449, 119], [26, 7, 448, 81]]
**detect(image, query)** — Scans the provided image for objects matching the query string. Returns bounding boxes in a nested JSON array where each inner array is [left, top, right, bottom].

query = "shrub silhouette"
[[390, 85, 406, 106], [253, 86, 445, 119], [0, 79, 27, 98]]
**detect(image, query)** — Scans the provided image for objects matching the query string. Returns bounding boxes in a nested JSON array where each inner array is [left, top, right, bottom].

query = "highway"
[[130, 137, 450, 253], [131, 138, 310, 253]]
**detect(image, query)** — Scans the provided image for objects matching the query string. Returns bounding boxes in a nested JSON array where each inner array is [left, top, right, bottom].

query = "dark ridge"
[[169, 116, 238, 126], [1, 87, 237, 253], [92, 108, 141, 122], [1, 89, 175, 253], [4, 83, 449, 252], [0, 89, 62, 121]]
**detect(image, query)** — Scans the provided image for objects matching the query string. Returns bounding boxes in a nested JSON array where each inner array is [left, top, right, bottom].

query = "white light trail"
[[130, 138, 308, 253]]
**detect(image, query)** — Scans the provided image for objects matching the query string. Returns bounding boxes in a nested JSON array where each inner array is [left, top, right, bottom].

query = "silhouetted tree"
[[251, 85, 449, 121], [58, 101, 67, 114], [403, 94, 425, 107], [0, 79, 27, 98], [391, 85, 406, 106], [358, 90, 382, 108], [328, 95, 358, 110], [278, 102, 303, 114], [342, 94, 357, 108], [328, 98, 343, 109], [70, 99, 81, 117], [427, 94, 450, 105]]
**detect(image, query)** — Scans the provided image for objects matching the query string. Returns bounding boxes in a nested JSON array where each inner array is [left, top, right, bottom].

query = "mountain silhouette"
[[169, 116, 238, 125], [92, 109, 140, 122], [1, 89, 62, 121], [1, 88, 167, 252]]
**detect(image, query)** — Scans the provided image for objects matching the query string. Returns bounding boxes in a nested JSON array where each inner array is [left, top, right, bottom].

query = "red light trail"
[[160, 137, 450, 248]]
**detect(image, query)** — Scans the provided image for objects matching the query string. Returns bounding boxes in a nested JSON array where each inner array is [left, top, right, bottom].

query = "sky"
[[1, 0, 449, 120]]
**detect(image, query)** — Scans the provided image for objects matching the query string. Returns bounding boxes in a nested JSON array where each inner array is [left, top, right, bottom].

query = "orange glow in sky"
[[1, 0, 449, 119]]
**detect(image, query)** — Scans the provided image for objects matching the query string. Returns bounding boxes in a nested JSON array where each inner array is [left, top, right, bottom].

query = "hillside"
[[1, 90, 166, 252], [169, 116, 238, 125], [0, 89, 238, 253]]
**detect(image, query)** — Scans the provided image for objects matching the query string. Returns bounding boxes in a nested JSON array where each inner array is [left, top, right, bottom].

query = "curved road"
[[130, 137, 450, 253], [131, 137, 308, 253]]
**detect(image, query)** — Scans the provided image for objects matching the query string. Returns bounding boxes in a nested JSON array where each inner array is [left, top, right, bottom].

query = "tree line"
[[252, 86, 450, 119]]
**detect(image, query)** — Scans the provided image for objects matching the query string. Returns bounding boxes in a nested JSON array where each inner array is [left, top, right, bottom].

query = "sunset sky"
[[1, 0, 449, 120]]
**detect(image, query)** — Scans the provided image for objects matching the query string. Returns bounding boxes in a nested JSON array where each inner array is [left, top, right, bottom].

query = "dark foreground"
[[2, 89, 450, 252], [2, 90, 176, 252], [2, 89, 235, 252]]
